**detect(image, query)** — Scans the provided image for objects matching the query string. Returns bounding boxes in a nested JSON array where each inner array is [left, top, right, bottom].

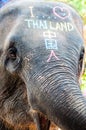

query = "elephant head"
[[0, 0, 86, 130], [0, 2, 51, 129]]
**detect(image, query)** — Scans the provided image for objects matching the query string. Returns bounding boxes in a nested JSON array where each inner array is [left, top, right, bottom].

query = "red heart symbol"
[[53, 6, 70, 19]]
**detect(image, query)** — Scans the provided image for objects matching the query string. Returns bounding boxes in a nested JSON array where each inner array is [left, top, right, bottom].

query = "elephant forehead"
[[0, 0, 83, 51]]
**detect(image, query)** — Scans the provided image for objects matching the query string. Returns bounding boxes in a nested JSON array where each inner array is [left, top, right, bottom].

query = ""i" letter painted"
[[29, 6, 34, 18]]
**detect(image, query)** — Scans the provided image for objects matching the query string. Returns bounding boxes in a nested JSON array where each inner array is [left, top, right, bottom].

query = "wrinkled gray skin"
[[0, 0, 86, 130], [0, 71, 50, 130]]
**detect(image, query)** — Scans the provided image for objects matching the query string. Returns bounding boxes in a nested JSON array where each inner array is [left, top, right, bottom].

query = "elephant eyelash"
[[7, 47, 17, 61], [78, 48, 85, 76], [79, 48, 85, 62]]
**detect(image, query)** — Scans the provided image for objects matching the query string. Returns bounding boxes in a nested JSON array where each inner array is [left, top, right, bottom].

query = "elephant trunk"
[[41, 73, 86, 130], [22, 67, 86, 130], [51, 83, 86, 130], [38, 69, 86, 130]]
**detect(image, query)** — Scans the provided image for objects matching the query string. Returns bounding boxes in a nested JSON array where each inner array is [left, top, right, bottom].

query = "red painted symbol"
[[47, 50, 59, 62], [53, 6, 70, 19]]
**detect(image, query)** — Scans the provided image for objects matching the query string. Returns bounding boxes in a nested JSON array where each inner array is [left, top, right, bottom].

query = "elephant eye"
[[78, 48, 85, 76], [5, 46, 21, 73], [79, 48, 84, 66], [7, 47, 17, 61]]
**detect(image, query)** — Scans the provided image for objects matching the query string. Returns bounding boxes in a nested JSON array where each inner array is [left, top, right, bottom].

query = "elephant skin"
[[0, 0, 86, 130], [0, 55, 50, 130]]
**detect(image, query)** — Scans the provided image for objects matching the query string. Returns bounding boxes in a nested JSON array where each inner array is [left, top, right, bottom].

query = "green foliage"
[[68, 0, 86, 24]]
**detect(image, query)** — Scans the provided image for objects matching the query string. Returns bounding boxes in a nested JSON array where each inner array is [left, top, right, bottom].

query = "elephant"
[[0, 0, 86, 130]]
